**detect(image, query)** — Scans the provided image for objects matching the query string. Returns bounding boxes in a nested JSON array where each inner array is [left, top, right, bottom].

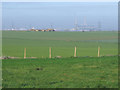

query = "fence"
[[23, 46, 101, 59]]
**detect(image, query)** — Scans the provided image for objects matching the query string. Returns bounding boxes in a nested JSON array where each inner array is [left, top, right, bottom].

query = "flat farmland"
[[2, 31, 118, 88], [2, 31, 118, 58]]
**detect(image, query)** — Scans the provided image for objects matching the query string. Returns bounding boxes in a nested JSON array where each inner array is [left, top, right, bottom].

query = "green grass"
[[2, 56, 118, 88], [2, 31, 118, 88], [2, 31, 118, 58]]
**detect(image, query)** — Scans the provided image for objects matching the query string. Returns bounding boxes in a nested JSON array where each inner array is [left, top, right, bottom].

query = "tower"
[[74, 17, 78, 31], [98, 21, 101, 31], [11, 22, 14, 30], [83, 17, 87, 26], [83, 17, 87, 31]]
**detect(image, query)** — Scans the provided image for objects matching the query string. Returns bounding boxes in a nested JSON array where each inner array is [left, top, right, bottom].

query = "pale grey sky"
[[1, 0, 119, 2], [2, 2, 118, 31]]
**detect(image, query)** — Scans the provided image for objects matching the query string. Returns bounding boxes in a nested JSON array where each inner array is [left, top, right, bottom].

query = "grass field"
[[2, 31, 118, 88], [2, 31, 118, 58], [2, 56, 118, 88]]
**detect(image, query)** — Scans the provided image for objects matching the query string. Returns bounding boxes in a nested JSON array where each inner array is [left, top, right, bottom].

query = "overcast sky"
[[1, 0, 119, 2], [2, 2, 118, 30]]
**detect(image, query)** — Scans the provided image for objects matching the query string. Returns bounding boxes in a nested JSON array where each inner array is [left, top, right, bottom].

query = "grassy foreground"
[[2, 56, 118, 88]]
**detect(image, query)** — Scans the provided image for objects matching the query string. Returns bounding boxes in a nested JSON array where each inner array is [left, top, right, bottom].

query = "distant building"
[[29, 28, 55, 32], [74, 17, 98, 32], [78, 24, 96, 31]]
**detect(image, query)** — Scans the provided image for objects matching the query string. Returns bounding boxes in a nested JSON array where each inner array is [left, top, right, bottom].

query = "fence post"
[[24, 48, 26, 59], [49, 47, 51, 58], [74, 46, 77, 57], [98, 46, 100, 57]]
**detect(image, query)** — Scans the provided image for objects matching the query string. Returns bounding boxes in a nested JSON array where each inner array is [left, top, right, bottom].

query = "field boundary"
[[0, 54, 118, 60], [1, 46, 118, 59]]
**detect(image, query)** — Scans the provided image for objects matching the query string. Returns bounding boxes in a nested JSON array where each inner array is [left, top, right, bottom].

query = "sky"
[[1, 0, 119, 2], [2, 2, 118, 30]]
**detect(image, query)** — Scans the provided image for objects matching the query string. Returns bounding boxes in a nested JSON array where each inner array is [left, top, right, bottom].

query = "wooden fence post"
[[24, 48, 26, 59], [98, 46, 100, 57], [74, 46, 77, 57], [49, 47, 51, 58]]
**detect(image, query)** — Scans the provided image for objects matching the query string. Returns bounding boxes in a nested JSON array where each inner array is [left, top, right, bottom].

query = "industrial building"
[[73, 17, 101, 32], [29, 27, 55, 32]]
